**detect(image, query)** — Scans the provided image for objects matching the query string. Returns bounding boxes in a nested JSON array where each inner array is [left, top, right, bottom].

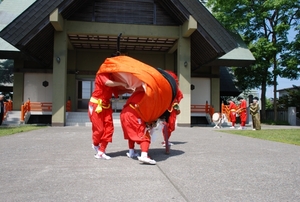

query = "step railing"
[[3, 100, 13, 120], [221, 102, 242, 122], [20, 99, 72, 122], [221, 103, 230, 120]]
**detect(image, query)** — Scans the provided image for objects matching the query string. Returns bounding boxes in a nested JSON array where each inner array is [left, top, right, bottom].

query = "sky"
[[262, 77, 300, 98]]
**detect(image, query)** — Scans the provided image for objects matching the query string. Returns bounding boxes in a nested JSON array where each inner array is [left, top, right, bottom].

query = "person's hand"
[[123, 83, 131, 89]]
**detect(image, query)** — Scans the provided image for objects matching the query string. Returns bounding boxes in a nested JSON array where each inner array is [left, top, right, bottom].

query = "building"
[[277, 86, 300, 98], [0, 0, 255, 126]]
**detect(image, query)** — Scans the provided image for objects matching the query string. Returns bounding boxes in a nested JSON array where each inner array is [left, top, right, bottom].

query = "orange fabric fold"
[[97, 56, 173, 122]]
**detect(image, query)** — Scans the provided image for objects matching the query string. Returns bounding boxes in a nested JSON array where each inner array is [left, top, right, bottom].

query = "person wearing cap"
[[250, 97, 261, 130], [236, 96, 247, 129]]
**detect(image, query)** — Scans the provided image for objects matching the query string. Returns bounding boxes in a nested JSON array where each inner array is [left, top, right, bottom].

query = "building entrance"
[[77, 80, 94, 111]]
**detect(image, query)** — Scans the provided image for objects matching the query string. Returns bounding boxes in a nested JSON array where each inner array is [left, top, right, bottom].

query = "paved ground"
[[0, 123, 299, 202]]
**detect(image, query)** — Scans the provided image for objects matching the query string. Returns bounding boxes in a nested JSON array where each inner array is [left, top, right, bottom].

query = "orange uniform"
[[239, 99, 247, 127], [120, 91, 151, 149], [98, 56, 177, 164], [88, 73, 116, 154], [228, 101, 237, 127], [163, 71, 183, 139], [121, 91, 157, 164]]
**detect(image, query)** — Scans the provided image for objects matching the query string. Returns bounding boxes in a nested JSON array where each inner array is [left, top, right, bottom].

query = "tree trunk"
[[260, 83, 267, 121], [273, 55, 278, 122], [260, 66, 269, 121]]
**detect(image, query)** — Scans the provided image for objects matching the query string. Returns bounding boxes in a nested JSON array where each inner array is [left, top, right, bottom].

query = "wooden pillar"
[[13, 59, 24, 110], [52, 29, 68, 126], [177, 30, 191, 127], [211, 66, 220, 112]]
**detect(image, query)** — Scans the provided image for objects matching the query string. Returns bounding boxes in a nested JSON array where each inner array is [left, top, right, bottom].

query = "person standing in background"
[[250, 97, 261, 130], [236, 97, 247, 129], [0, 95, 5, 125], [228, 100, 237, 129]]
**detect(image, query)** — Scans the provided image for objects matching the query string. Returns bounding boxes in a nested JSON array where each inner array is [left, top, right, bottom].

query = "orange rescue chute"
[[97, 56, 176, 122]]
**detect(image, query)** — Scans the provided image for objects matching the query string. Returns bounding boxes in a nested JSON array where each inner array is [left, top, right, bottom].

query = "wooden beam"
[[168, 41, 178, 53], [182, 15, 197, 38], [66, 21, 179, 39], [68, 40, 174, 47], [50, 8, 64, 31]]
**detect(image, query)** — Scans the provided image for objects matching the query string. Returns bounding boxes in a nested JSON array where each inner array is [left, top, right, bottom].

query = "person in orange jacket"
[[89, 72, 128, 160]]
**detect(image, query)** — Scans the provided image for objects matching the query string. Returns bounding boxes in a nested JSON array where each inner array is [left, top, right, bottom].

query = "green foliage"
[[281, 27, 300, 79], [207, 0, 299, 89], [0, 59, 14, 83], [261, 119, 289, 125], [265, 98, 274, 110], [220, 129, 300, 146], [207, 0, 300, 121], [0, 125, 46, 137]]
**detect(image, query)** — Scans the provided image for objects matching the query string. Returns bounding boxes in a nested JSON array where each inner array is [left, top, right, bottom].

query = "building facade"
[[0, 0, 255, 126]]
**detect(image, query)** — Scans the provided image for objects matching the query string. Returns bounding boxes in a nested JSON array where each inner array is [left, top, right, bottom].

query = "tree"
[[207, 0, 300, 121], [0, 59, 14, 83]]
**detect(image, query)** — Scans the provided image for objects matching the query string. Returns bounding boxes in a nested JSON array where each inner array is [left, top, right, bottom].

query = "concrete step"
[[3, 111, 22, 125], [65, 112, 121, 127], [2, 111, 122, 126]]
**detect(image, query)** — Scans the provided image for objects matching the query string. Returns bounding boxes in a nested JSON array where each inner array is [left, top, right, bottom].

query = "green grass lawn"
[[0, 125, 46, 137], [220, 129, 300, 146]]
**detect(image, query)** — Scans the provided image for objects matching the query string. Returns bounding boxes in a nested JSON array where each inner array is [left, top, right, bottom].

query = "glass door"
[[77, 80, 94, 111]]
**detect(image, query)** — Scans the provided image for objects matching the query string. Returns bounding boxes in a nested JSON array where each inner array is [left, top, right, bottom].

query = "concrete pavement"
[[0, 124, 299, 202]]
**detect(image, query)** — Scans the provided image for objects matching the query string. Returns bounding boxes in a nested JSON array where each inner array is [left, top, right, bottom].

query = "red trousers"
[[165, 110, 177, 138], [88, 102, 114, 146], [120, 106, 150, 152], [229, 111, 236, 126], [239, 111, 247, 126]]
